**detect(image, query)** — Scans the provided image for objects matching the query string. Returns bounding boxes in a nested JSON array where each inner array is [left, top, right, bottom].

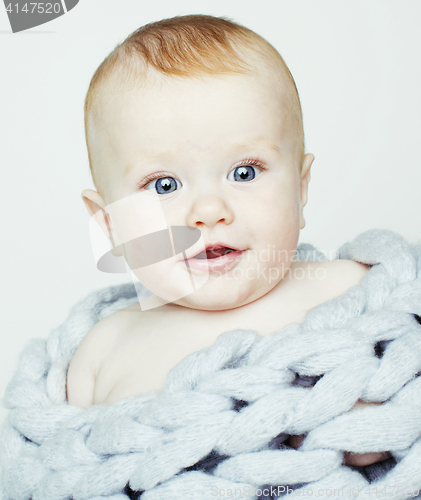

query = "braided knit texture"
[[1, 229, 421, 499]]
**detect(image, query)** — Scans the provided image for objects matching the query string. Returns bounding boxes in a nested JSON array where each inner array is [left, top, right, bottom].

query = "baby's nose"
[[186, 195, 234, 228]]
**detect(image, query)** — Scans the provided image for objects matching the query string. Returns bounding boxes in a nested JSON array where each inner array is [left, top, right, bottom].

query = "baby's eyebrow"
[[231, 140, 281, 155], [124, 152, 174, 176], [124, 139, 281, 176]]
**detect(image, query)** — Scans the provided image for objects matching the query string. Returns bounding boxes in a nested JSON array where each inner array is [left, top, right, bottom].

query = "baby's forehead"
[[90, 63, 293, 130], [89, 73, 295, 201], [87, 64, 303, 195], [90, 79, 294, 171]]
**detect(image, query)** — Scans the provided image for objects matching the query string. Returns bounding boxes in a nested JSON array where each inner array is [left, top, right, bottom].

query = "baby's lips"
[[186, 243, 243, 260]]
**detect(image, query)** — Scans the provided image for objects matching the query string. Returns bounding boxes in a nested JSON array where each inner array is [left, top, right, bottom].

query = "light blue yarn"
[[1, 229, 421, 499]]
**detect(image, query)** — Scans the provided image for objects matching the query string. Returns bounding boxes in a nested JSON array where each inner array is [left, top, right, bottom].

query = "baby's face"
[[87, 70, 313, 311]]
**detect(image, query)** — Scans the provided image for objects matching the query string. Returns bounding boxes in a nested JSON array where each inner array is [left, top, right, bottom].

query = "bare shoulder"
[[325, 258, 371, 282], [66, 305, 135, 407], [313, 259, 371, 300], [79, 307, 135, 368]]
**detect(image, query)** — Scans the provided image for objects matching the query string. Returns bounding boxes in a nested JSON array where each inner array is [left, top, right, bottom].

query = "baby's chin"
[[172, 296, 248, 312], [132, 258, 283, 311], [170, 279, 267, 311]]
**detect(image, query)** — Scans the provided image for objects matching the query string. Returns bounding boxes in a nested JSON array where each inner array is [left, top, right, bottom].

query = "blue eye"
[[228, 165, 261, 182], [145, 176, 182, 195]]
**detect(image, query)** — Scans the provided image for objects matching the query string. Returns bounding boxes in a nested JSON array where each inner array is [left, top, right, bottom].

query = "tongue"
[[206, 247, 230, 259], [193, 246, 233, 259]]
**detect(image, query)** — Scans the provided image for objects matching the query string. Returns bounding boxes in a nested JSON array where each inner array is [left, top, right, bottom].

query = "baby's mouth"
[[182, 244, 245, 274], [192, 246, 236, 259]]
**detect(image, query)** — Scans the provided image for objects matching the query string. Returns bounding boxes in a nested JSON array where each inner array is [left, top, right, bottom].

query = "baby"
[[66, 14, 388, 467]]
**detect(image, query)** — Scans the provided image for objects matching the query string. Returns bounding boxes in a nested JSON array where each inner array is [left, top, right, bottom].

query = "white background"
[[1, 1, 420, 427]]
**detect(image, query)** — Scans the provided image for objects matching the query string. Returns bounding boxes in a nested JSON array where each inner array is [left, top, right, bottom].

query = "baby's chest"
[[93, 319, 216, 405], [93, 298, 311, 406], [93, 260, 367, 406]]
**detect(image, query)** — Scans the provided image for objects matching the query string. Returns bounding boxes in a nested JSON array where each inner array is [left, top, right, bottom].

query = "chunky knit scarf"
[[1, 229, 421, 500]]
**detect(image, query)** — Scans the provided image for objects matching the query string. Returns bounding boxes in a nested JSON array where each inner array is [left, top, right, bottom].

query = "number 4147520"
[[5, 3, 62, 14]]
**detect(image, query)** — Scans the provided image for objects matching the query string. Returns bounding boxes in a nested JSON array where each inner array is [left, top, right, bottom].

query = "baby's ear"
[[299, 154, 315, 229], [81, 189, 123, 257], [301, 153, 314, 182]]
